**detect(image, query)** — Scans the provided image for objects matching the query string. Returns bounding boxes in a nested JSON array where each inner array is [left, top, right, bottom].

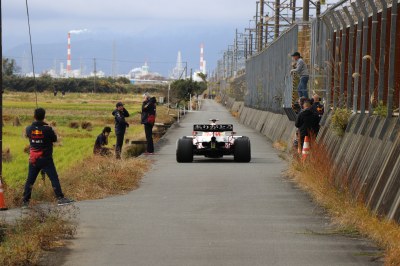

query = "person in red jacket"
[[23, 108, 74, 207]]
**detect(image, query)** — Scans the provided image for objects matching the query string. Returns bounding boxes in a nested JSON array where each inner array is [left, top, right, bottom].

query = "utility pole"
[[0, 0, 3, 189], [316, 0, 321, 18], [93, 58, 97, 93], [259, 0, 265, 51], [303, 0, 310, 21], [291, 0, 296, 23], [275, 0, 280, 39], [112, 40, 117, 78], [255, 1, 259, 52]]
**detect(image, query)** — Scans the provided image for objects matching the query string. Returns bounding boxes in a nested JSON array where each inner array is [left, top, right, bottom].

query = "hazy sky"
[[3, 1, 330, 75], [3, 1, 254, 59]]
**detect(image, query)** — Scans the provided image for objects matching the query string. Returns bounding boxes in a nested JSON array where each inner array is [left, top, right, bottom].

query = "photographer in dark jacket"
[[23, 108, 73, 207], [141, 94, 156, 154], [112, 102, 130, 159], [295, 100, 320, 147], [93, 126, 112, 156]]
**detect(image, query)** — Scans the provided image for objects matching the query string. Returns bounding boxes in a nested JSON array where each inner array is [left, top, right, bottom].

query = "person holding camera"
[[141, 93, 156, 155], [112, 102, 130, 159]]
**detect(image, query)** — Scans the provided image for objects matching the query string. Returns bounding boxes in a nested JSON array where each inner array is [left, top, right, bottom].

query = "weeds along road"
[[63, 100, 380, 266]]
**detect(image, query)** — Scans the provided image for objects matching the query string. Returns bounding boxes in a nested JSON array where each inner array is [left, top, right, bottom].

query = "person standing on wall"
[[23, 108, 74, 207], [112, 102, 130, 159], [141, 93, 156, 155], [291, 52, 310, 99]]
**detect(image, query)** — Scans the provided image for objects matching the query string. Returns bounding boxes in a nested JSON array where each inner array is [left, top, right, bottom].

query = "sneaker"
[[144, 152, 155, 155], [57, 197, 74, 206], [21, 201, 30, 209]]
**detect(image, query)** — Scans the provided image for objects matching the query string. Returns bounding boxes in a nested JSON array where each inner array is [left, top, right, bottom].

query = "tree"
[[170, 79, 206, 105], [2, 58, 20, 76], [197, 72, 207, 83]]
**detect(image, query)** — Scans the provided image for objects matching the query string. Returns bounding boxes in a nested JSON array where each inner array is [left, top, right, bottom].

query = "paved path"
[[63, 100, 380, 266]]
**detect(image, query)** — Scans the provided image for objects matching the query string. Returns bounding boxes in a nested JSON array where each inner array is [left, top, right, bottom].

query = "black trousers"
[[23, 157, 64, 203], [144, 124, 154, 153], [115, 133, 125, 159]]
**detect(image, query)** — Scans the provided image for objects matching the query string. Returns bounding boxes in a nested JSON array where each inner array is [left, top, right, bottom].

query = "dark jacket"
[[141, 98, 156, 124], [93, 133, 108, 154], [295, 108, 320, 138], [26, 121, 57, 160], [312, 102, 324, 119], [112, 108, 130, 135]]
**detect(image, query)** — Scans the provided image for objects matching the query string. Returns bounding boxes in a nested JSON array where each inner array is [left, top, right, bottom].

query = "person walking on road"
[[141, 93, 156, 155], [112, 102, 130, 159], [295, 100, 320, 147], [93, 126, 112, 156], [23, 108, 74, 207], [291, 52, 310, 99]]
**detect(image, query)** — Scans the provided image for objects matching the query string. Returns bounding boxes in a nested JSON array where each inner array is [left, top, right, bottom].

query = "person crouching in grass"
[[93, 126, 112, 156]]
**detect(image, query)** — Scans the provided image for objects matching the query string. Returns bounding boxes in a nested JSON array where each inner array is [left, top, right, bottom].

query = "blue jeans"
[[23, 157, 64, 203], [298, 76, 309, 98]]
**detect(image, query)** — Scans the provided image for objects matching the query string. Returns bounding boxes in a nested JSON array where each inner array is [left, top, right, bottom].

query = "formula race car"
[[176, 119, 251, 163]]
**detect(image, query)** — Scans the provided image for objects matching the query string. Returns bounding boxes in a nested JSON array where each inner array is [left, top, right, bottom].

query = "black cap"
[[291, 52, 301, 57], [116, 102, 124, 107], [103, 126, 112, 133]]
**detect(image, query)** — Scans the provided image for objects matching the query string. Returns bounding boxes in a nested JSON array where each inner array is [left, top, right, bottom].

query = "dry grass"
[[4, 156, 149, 207], [0, 205, 77, 266], [288, 142, 400, 265], [62, 156, 149, 201], [272, 140, 288, 152]]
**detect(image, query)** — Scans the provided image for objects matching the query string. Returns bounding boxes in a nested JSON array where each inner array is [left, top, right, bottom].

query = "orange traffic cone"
[[0, 180, 8, 211], [302, 136, 310, 161]]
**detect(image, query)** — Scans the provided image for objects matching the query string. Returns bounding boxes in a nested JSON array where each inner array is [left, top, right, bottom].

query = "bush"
[[373, 101, 388, 117], [81, 121, 93, 131], [68, 121, 79, 129], [2, 148, 12, 162], [330, 108, 352, 137]]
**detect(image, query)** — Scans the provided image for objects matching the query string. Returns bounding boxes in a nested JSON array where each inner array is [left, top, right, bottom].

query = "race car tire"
[[176, 138, 193, 163], [234, 137, 251, 162]]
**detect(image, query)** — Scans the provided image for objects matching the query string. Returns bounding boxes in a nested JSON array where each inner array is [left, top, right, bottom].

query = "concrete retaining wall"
[[221, 93, 400, 223]]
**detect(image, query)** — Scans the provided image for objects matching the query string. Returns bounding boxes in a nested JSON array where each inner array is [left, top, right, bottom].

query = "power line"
[[25, 0, 38, 108]]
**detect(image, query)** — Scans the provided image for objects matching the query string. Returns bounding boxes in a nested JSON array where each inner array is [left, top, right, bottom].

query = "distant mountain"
[[5, 27, 235, 77]]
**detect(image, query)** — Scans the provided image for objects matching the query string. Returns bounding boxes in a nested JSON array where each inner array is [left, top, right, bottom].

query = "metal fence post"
[[367, 0, 378, 114], [343, 7, 355, 109], [322, 16, 334, 110], [377, 0, 388, 103], [351, 2, 363, 113], [335, 11, 347, 108], [387, 0, 398, 117], [328, 13, 340, 109], [358, 0, 369, 115]]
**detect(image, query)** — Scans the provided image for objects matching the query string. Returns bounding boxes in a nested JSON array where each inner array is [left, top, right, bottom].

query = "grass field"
[[2, 92, 175, 193]]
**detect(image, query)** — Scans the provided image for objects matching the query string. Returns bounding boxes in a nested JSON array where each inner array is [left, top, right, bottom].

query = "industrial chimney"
[[200, 43, 205, 74], [67, 32, 71, 76]]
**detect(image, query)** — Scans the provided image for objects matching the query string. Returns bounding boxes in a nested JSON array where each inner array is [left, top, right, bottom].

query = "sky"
[[3, 0, 257, 76]]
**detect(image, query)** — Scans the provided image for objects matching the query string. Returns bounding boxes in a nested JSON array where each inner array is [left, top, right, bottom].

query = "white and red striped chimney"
[[200, 43, 204, 74], [67, 32, 71, 75]]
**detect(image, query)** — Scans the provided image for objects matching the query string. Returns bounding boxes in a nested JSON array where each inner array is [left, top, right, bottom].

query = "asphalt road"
[[62, 100, 380, 266]]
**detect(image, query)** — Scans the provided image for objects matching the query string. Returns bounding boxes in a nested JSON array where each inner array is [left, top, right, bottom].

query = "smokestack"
[[67, 32, 71, 76], [200, 43, 204, 73]]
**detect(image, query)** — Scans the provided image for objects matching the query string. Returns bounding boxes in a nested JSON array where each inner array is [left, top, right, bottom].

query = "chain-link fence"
[[245, 25, 298, 113]]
